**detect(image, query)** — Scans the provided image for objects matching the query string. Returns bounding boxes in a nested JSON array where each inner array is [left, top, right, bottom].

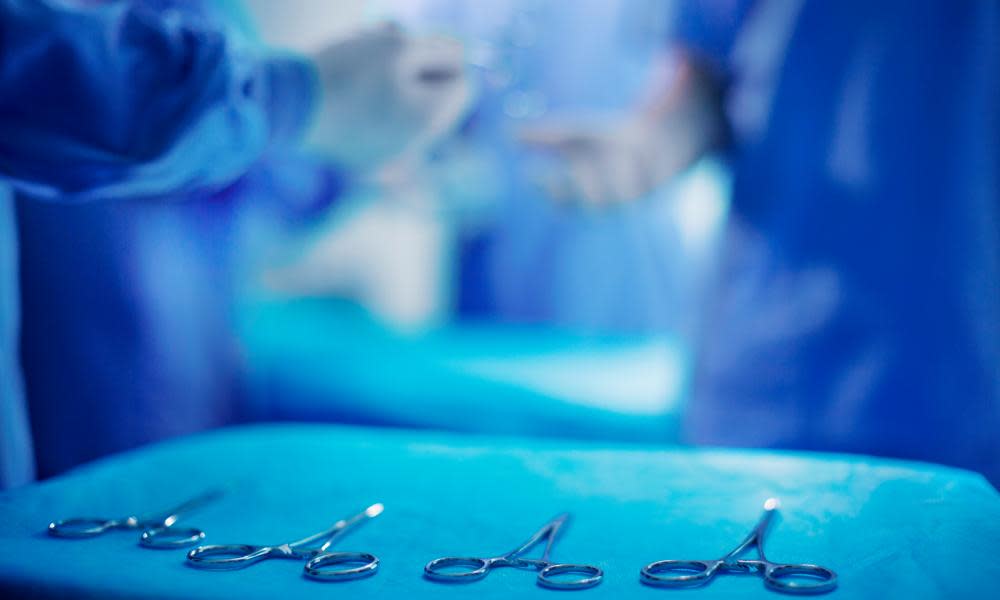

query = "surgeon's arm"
[[519, 53, 729, 205], [519, 0, 752, 205], [0, 0, 318, 201]]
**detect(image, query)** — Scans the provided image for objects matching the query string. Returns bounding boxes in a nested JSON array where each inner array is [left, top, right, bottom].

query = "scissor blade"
[[506, 513, 570, 562], [141, 489, 225, 527], [288, 503, 384, 552], [720, 500, 780, 563]]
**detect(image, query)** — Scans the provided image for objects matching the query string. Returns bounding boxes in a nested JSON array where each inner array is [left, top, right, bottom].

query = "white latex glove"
[[519, 54, 728, 205], [306, 23, 473, 175]]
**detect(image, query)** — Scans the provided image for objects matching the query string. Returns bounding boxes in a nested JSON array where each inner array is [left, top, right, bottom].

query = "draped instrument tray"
[[1, 423, 997, 598]]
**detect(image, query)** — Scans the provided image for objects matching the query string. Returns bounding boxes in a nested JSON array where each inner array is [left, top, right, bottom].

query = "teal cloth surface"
[[0, 423, 998, 599], [239, 299, 687, 442]]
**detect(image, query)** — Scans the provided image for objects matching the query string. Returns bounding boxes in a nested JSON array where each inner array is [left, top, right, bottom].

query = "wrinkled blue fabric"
[[0, 423, 997, 599], [0, 0, 322, 482]]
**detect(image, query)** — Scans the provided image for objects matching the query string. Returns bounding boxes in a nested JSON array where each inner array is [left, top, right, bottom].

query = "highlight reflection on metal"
[[424, 513, 603, 590], [47, 489, 222, 549], [640, 498, 837, 595], [186, 503, 383, 582]]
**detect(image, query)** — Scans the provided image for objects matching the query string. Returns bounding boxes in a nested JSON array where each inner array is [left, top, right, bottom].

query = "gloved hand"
[[519, 53, 729, 205], [306, 23, 473, 175]]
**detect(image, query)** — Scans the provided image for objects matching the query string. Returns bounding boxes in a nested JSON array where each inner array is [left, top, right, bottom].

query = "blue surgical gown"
[[392, 0, 712, 334], [0, 0, 321, 485], [677, 1, 1000, 483]]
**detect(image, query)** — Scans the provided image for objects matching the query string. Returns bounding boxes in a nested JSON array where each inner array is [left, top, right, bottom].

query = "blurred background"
[[1, 0, 998, 489]]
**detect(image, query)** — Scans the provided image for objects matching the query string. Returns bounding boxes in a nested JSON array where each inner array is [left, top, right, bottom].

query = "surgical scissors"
[[186, 503, 383, 581], [48, 489, 222, 549], [424, 513, 602, 590], [640, 498, 837, 595]]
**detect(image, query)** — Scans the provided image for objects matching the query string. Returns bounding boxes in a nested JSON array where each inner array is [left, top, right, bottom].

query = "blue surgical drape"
[[0, 0, 319, 486]]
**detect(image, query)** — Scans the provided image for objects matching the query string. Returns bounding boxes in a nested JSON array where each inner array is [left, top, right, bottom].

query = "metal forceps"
[[47, 489, 222, 549], [424, 513, 603, 590], [186, 503, 383, 582], [640, 498, 837, 595]]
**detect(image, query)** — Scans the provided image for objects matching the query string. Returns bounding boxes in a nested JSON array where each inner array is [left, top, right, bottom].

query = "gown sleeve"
[[0, 0, 319, 201]]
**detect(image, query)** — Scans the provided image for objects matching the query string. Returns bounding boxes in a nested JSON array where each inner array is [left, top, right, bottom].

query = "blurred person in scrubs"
[[0, 0, 469, 486], [521, 1, 1000, 482], [377, 0, 730, 336]]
